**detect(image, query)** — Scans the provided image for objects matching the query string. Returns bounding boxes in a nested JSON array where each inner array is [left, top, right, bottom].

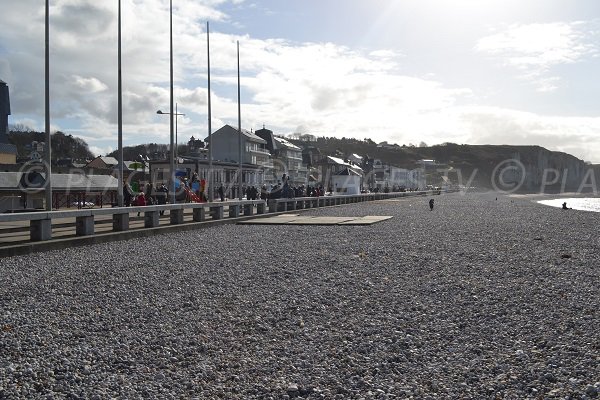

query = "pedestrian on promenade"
[[123, 182, 134, 207], [218, 184, 225, 202], [156, 183, 168, 215], [145, 182, 155, 205], [135, 192, 146, 216], [261, 184, 268, 201], [429, 198, 434, 211]]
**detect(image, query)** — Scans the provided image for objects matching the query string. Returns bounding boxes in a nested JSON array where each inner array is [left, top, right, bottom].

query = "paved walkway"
[[239, 214, 393, 225]]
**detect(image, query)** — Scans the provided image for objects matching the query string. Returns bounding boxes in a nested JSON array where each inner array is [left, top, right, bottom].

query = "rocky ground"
[[0, 191, 598, 399]]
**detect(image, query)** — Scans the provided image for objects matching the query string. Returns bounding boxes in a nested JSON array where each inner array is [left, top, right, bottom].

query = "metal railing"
[[0, 191, 434, 244]]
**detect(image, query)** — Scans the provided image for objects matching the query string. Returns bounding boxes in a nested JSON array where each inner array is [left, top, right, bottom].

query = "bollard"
[[210, 205, 224, 220], [257, 202, 267, 214], [76, 215, 94, 236], [193, 207, 206, 222], [113, 212, 129, 232], [268, 200, 277, 213], [30, 219, 52, 241], [144, 211, 160, 228], [229, 204, 240, 218], [170, 209, 184, 225]]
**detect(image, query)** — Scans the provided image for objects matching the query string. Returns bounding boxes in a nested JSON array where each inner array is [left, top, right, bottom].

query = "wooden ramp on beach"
[[238, 214, 393, 226]]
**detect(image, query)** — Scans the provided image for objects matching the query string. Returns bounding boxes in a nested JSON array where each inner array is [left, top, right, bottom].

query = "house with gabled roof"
[[255, 126, 308, 185], [208, 124, 274, 184], [317, 155, 364, 192], [86, 156, 119, 170]]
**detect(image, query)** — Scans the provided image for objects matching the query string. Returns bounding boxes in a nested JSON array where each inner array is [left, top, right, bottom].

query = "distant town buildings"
[[1, 117, 429, 204], [28, 141, 45, 161], [86, 156, 119, 170], [372, 160, 425, 190], [255, 126, 308, 186]]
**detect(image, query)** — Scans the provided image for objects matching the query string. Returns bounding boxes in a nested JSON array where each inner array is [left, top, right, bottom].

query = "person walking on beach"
[[429, 198, 434, 211]]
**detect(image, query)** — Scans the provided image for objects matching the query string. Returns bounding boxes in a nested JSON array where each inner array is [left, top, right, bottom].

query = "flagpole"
[[45, 0, 52, 211], [169, 0, 175, 204], [207, 21, 213, 201], [237, 40, 242, 200], [117, 0, 124, 206]]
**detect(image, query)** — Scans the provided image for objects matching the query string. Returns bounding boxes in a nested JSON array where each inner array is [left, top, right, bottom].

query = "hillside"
[[8, 129, 94, 162], [290, 137, 590, 192], [7, 127, 592, 192]]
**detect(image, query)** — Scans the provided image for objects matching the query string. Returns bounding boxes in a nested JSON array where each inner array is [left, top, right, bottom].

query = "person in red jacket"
[[135, 192, 146, 216]]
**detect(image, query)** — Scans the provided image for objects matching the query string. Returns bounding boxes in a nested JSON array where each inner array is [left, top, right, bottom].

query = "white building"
[[372, 159, 425, 190], [332, 167, 362, 195], [208, 124, 274, 182], [318, 156, 363, 191]]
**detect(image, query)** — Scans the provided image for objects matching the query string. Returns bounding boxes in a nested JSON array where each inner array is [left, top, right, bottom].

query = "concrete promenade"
[[0, 192, 428, 257]]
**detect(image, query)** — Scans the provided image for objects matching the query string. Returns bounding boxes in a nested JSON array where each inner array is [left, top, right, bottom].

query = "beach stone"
[[586, 385, 598, 397], [0, 192, 598, 398]]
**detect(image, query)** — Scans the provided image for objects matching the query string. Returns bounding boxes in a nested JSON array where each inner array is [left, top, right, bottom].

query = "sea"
[[537, 197, 600, 213]]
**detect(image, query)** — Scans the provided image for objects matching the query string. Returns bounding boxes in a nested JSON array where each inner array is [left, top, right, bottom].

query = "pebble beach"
[[1, 191, 599, 399]]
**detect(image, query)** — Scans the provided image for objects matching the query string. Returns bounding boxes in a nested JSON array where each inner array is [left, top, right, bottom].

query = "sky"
[[0, 0, 599, 162]]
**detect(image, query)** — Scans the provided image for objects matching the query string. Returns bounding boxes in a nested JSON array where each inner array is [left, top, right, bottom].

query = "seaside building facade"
[[255, 126, 308, 186], [372, 159, 425, 190], [317, 156, 364, 192], [86, 156, 119, 170], [0, 171, 119, 212], [149, 158, 267, 199]]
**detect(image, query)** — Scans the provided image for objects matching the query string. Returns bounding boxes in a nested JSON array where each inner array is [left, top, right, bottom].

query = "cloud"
[[1, 1, 600, 164], [88, 145, 113, 157], [72, 76, 108, 93], [475, 21, 598, 91], [457, 106, 600, 163]]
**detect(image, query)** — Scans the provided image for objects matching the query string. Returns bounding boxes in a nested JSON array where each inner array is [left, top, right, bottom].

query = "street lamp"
[[157, 103, 185, 159]]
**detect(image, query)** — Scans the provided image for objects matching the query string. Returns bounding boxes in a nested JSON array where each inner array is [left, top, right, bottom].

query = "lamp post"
[[157, 104, 185, 159]]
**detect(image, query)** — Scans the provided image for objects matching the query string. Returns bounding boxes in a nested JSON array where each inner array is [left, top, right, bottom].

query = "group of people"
[[123, 182, 169, 215], [263, 183, 325, 200], [214, 172, 326, 201], [123, 177, 440, 214]]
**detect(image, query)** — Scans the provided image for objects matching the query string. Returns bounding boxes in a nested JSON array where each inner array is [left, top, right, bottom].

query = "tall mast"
[[45, 0, 52, 210], [237, 40, 242, 200], [117, 0, 124, 206], [207, 21, 213, 201]]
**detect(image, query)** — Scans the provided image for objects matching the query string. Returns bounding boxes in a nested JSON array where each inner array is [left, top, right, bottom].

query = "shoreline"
[[508, 191, 600, 200]]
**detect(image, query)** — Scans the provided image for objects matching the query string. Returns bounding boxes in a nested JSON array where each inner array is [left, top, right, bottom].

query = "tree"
[[8, 129, 94, 161]]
